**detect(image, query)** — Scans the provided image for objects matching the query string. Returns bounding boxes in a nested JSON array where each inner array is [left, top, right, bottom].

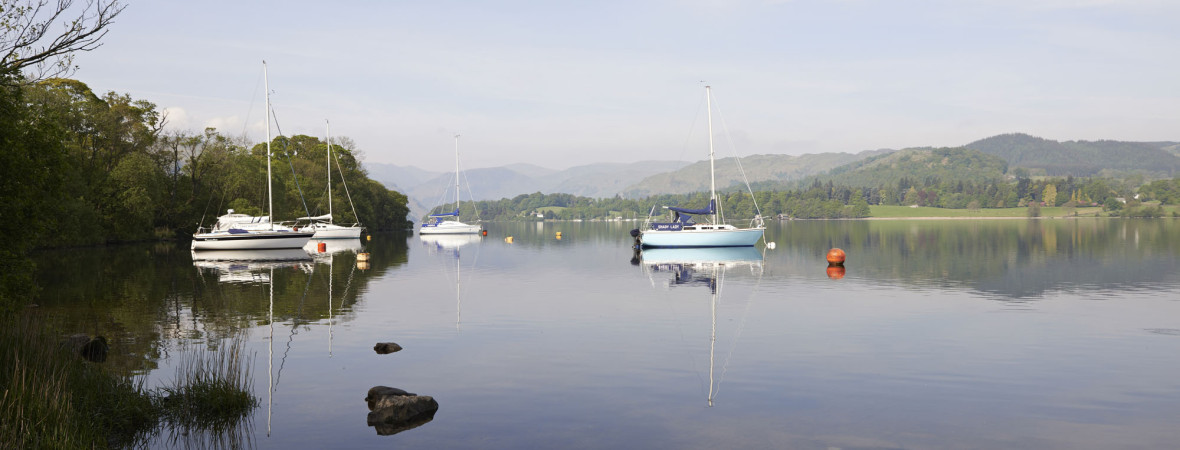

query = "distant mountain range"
[[366, 133, 1179, 220]]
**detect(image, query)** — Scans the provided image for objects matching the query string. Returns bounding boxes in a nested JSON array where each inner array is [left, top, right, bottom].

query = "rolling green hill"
[[622, 150, 888, 197], [809, 147, 1009, 189], [965, 133, 1180, 177]]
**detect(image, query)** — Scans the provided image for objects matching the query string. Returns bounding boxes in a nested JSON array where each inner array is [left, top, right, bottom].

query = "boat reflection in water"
[[637, 246, 764, 406], [419, 233, 482, 253], [421, 233, 482, 328], [191, 248, 314, 283]]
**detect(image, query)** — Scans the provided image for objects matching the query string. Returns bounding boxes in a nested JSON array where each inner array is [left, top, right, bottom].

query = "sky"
[[68, 0, 1180, 173]]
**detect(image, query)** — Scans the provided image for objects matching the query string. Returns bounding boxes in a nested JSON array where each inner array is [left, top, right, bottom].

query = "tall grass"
[[0, 316, 155, 449], [159, 339, 257, 427], [1, 315, 259, 448]]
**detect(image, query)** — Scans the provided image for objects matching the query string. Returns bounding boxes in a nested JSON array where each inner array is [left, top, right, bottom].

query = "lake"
[[30, 219, 1180, 449]]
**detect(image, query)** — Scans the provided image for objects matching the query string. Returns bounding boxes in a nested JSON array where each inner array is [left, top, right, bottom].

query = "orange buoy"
[[826, 265, 846, 280], [826, 248, 846, 265], [317, 242, 327, 253], [482, 230, 488, 236]]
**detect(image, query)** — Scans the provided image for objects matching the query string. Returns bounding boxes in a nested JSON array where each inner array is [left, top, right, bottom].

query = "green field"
[[869, 205, 1106, 218]]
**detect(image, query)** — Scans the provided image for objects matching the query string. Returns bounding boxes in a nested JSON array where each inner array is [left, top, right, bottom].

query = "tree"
[[903, 187, 920, 205], [1, 0, 125, 82], [1042, 184, 1057, 207]]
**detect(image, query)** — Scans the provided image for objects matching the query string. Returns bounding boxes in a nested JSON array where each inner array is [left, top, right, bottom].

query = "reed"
[[159, 339, 258, 428], [1, 316, 259, 448], [0, 316, 154, 449]]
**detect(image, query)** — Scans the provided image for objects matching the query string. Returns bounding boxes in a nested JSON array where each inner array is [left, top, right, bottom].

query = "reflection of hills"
[[972, 255, 1180, 299], [773, 219, 1180, 299]]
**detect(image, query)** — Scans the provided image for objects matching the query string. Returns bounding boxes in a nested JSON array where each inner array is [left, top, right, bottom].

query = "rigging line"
[[714, 261, 765, 399], [275, 267, 314, 390], [269, 105, 311, 218], [331, 150, 362, 225], [676, 86, 708, 169], [458, 159, 482, 220], [430, 173, 455, 215], [196, 185, 223, 229], [240, 69, 263, 140], [711, 94, 765, 220]]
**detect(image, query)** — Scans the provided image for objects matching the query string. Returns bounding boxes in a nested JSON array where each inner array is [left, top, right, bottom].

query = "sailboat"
[[420, 134, 482, 235], [192, 61, 314, 251], [633, 85, 764, 248], [297, 120, 364, 239]]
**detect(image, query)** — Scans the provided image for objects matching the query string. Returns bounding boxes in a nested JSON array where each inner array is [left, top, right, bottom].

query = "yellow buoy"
[[505, 236, 514, 243], [357, 252, 370, 262], [366, 235, 371, 241]]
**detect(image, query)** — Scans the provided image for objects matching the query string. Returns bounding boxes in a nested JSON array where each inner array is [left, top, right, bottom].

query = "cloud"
[[162, 107, 190, 130]]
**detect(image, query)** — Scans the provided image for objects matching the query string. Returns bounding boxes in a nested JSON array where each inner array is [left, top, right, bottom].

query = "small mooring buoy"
[[826, 248, 846, 280], [357, 252, 370, 262], [556, 231, 562, 240], [317, 242, 327, 253], [826, 248, 846, 265], [481, 229, 488, 236], [505, 236, 514, 243], [766, 241, 777, 249], [366, 235, 371, 241]]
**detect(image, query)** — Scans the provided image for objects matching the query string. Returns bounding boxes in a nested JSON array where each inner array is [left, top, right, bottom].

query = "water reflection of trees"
[[29, 232, 410, 376], [771, 219, 1180, 298]]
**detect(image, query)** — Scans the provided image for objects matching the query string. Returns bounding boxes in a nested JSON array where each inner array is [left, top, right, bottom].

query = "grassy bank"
[[1, 315, 257, 448]]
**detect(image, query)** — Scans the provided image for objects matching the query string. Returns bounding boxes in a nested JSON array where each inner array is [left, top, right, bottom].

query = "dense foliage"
[[0, 75, 411, 313]]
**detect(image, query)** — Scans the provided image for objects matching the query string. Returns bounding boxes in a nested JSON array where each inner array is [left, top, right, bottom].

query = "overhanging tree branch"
[[1, 0, 125, 82]]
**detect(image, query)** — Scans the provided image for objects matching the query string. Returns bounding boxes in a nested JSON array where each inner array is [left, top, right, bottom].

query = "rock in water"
[[79, 336, 108, 363], [364, 386, 438, 436], [373, 342, 403, 354]]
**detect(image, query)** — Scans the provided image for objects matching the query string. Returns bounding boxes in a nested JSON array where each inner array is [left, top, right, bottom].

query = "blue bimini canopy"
[[667, 199, 715, 216], [429, 208, 460, 217]]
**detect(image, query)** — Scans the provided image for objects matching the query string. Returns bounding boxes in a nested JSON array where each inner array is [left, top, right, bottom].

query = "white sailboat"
[[420, 134, 482, 235], [298, 120, 364, 239], [192, 61, 314, 251], [633, 85, 764, 248]]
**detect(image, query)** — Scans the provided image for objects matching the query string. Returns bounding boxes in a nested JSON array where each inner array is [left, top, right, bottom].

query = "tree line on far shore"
[[433, 172, 1178, 222]]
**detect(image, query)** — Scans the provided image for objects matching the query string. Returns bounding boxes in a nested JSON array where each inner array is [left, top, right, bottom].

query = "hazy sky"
[[71, 0, 1179, 173]]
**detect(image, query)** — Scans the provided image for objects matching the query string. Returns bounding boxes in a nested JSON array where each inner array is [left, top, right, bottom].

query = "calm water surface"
[[32, 219, 1180, 449]]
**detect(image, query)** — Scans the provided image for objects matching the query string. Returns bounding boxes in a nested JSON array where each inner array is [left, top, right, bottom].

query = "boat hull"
[[420, 221, 482, 235], [309, 225, 363, 239], [639, 227, 764, 248], [191, 231, 315, 250]]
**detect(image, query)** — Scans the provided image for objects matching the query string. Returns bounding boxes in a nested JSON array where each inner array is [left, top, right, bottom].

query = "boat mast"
[[326, 119, 333, 224], [706, 85, 717, 225], [264, 61, 274, 230], [454, 133, 461, 219]]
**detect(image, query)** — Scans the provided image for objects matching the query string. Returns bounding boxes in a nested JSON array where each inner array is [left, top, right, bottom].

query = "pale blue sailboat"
[[633, 86, 764, 248]]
